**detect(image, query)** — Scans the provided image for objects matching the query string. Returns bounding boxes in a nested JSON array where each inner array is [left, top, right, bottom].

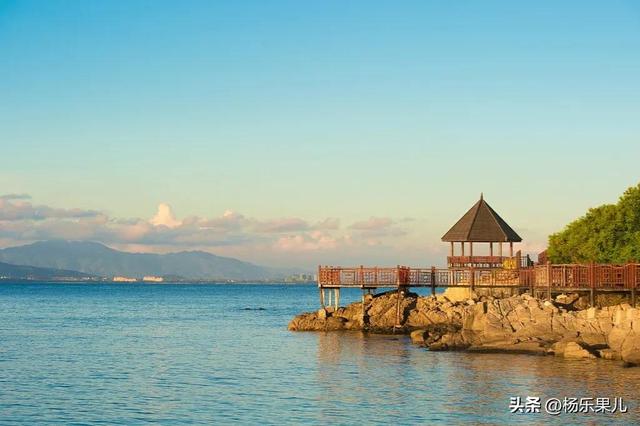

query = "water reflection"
[[314, 331, 640, 424]]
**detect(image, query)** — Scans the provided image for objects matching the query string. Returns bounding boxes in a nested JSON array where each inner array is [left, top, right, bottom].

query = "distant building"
[[113, 276, 137, 282], [142, 276, 164, 282], [284, 273, 314, 283]]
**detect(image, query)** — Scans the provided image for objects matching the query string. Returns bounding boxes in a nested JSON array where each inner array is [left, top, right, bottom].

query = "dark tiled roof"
[[441, 195, 522, 242]]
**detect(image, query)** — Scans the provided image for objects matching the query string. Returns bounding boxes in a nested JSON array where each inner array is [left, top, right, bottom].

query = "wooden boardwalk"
[[317, 263, 640, 308]]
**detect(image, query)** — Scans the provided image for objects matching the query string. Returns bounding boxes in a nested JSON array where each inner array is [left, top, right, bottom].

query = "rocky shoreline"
[[288, 289, 640, 366]]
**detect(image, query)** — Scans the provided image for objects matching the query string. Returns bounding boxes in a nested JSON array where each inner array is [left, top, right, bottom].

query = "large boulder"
[[367, 291, 417, 329], [620, 332, 640, 365], [442, 287, 477, 303], [288, 312, 346, 331], [410, 329, 427, 345], [551, 340, 596, 359]]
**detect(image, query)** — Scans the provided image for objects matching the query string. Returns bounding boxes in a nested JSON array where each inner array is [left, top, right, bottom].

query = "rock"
[[579, 332, 607, 348], [607, 327, 629, 352], [317, 308, 327, 320], [442, 287, 476, 303], [339, 303, 364, 324], [410, 329, 427, 345], [288, 290, 640, 366], [288, 312, 327, 331], [620, 330, 640, 365], [406, 308, 448, 328], [469, 341, 547, 355], [555, 293, 580, 309], [574, 296, 591, 311], [561, 342, 596, 359], [598, 348, 620, 360], [324, 316, 347, 331], [428, 332, 469, 351], [367, 291, 417, 329]]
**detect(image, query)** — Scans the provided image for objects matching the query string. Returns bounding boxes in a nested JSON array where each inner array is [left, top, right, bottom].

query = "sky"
[[1, 1, 639, 269]]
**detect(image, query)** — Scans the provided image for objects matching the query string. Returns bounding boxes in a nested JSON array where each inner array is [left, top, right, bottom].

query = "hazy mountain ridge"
[[0, 240, 293, 280], [0, 261, 93, 280]]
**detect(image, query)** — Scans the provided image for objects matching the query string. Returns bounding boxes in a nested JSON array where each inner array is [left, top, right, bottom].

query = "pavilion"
[[442, 194, 522, 269]]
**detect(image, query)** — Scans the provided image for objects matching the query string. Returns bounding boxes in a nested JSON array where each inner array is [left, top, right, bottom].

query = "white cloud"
[[149, 203, 182, 228], [0, 195, 102, 221]]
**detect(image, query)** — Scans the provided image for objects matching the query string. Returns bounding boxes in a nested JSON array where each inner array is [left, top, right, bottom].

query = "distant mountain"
[[0, 261, 94, 280], [0, 240, 290, 280]]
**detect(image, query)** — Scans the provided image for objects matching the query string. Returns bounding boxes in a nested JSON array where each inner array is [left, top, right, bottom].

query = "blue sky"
[[1, 1, 639, 268]]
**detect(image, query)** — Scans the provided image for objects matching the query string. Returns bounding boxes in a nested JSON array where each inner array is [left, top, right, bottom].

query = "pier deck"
[[317, 263, 640, 309]]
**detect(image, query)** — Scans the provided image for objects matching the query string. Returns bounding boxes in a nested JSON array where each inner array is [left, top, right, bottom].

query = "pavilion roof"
[[441, 194, 522, 243]]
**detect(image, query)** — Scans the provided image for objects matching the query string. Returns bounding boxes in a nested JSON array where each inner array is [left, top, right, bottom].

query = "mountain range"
[[0, 260, 95, 280], [0, 240, 296, 281]]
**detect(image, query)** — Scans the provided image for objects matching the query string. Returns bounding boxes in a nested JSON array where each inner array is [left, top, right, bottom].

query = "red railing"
[[447, 255, 531, 269], [318, 264, 640, 289]]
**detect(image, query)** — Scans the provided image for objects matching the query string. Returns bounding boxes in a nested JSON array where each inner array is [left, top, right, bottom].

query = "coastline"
[[288, 289, 640, 366]]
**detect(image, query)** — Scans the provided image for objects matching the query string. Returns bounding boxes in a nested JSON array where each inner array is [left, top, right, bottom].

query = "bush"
[[547, 184, 640, 263]]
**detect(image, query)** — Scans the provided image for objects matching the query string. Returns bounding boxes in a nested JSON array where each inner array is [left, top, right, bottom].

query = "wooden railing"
[[447, 256, 508, 268], [447, 255, 531, 269], [318, 264, 640, 289]]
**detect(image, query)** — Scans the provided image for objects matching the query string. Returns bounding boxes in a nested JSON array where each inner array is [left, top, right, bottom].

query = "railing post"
[[630, 264, 636, 307], [431, 266, 436, 296], [589, 263, 595, 307], [589, 262, 596, 307], [470, 266, 475, 291], [546, 262, 552, 300]]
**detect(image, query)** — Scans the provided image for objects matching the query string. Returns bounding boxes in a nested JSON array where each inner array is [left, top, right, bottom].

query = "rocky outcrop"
[[288, 290, 640, 366]]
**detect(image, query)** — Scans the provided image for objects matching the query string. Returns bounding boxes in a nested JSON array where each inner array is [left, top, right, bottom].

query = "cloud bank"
[[0, 194, 425, 268]]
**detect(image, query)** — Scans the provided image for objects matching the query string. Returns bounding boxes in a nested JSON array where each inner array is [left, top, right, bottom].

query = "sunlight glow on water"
[[1, 283, 638, 425]]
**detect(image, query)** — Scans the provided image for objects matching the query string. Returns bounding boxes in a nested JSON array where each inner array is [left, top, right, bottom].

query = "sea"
[[0, 282, 638, 425]]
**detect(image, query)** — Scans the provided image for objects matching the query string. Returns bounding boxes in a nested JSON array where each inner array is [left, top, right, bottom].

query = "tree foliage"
[[548, 184, 640, 264]]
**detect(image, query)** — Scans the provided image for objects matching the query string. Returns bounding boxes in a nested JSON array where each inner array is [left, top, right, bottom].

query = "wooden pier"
[[317, 263, 640, 309]]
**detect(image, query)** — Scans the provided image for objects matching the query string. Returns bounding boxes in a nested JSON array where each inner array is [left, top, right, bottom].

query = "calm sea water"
[[0, 282, 638, 425]]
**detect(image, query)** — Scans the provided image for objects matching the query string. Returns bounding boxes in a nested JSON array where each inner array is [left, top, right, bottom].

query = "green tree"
[[547, 184, 640, 264]]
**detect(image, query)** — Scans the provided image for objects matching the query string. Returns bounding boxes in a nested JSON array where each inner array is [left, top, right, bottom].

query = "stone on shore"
[[288, 289, 640, 366], [410, 329, 427, 345], [551, 341, 596, 359]]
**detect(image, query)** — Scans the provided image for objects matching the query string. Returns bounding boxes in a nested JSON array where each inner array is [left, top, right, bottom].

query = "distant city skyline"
[[2, 1, 639, 267]]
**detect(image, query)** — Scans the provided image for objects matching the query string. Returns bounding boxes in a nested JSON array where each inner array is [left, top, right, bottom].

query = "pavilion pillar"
[[461, 242, 465, 256], [499, 243, 503, 257], [510, 242, 514, 257], [450, 242, 454, 257], [489, 242, 493, 257], [469, 242, 473, 257]]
